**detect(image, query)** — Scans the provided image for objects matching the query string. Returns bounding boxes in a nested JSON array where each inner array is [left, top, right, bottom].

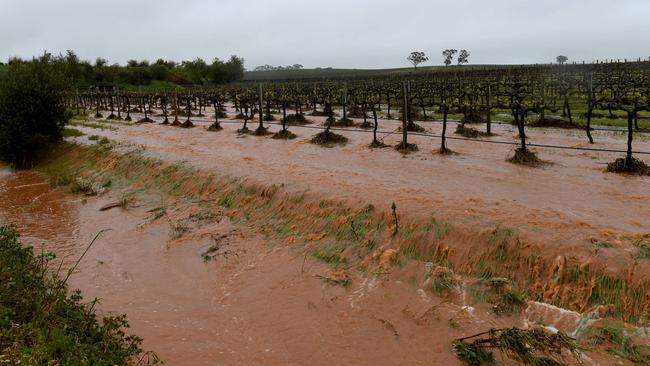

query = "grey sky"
[[1, 0, 648, 69]]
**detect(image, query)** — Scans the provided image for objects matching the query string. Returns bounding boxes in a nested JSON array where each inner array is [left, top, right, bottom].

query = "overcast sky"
[[1, 0, 648, 70]]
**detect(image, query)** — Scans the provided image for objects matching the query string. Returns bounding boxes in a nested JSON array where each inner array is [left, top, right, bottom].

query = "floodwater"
[[0, 165, 79, 265], [81, 109, 650, 280], [0, 142, 625, 365], [0, 167, 488, 365]]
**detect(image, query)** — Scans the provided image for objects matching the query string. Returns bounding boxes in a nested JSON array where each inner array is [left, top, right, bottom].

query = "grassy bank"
[[36, 143, 650, 325], [0, 225, 159, 365]]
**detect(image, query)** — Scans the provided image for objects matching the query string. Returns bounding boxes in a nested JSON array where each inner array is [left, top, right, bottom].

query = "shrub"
[[0, 58, 70, 167], [0, 225, 159, 365]]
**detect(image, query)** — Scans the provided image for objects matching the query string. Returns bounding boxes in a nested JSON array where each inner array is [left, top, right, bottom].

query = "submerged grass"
[[591, 324, 650, 364]]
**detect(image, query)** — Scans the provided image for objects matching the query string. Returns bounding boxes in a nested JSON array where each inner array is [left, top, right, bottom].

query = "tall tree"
[[556, 55, 568, 65], [407, 51, 428, 69], [457, 50, 470, 66], [442, 49, 458, 66]]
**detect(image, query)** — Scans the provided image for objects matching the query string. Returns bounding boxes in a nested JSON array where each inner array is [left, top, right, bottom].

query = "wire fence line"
[[180, 118, 650, 156]]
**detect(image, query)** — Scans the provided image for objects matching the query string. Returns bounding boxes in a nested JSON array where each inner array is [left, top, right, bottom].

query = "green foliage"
[[455, 327, 580, 366], [0, 225, 159, 365], [606, 157, 650, 175], [0, 58, 70, 167], [8, 50, 244, 89], [453, 340, 496, 365], [62, 127, 84, 137], [593, 325, 650, 364], [313, 243, 347, 266]]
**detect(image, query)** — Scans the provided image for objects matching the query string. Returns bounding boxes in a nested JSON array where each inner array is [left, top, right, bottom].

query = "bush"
[[0, 225, 159, 365], [0, 58, 71, 167]]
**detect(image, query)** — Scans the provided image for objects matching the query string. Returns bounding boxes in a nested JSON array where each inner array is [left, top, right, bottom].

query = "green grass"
[[430, 269, 459, 295], [0, 225, 159, 365], [593, 324, 650, 364], [62, 127, 84, 137], [313, 242, 347, 266], [69, 119, 115, 130]]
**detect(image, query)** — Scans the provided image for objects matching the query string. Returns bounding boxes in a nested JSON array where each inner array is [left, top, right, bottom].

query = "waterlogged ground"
[[75, 108, 650, 280], [2, 108, 648, 365], [0, 167, 507, 365]]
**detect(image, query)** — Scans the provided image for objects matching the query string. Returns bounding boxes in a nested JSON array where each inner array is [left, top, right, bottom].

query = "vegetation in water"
[[0, 225, 160, 365]]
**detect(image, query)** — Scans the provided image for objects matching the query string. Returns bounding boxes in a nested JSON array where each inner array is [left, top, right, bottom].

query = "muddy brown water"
[[81, 110, 650, 279], [0, 165, 79, 265], [0, 153, 625, 365], [0, 167, 489, 365]]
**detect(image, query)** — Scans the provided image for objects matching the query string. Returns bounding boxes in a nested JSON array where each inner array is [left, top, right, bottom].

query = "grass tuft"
[[606, 157, 650, 176], [62, 127, 84, 137], [395, 141, 418, 153], [592, 324, 650, 364], [271, 129, 297, 140], [508, 148, 544, 167], [310, 130, 348, 147]]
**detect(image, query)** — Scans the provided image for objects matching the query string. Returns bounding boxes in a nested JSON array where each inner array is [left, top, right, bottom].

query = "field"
[[3, 61, 650, 365]]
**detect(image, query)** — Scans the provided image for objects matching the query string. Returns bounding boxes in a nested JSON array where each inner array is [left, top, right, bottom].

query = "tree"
[[556, 55, 568, 65], [442, 49, 458, 66], [95, 57, 108, 67], [0, 57, 70, 167], [457, 50, 470, 66], [407, 51, 428, 69]]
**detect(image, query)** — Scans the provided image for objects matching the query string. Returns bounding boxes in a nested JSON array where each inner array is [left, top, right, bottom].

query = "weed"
[[508, 148, 544, 167], [454, 327, 579, 366], [369, 140, 388, 148], [69, 177, 97, 195], [592, 324, 650, 364], [455, 125, 482, 138], [591, 239, 613, 254], [606, 157, 650, 176], [62, 127, 84, 137], [313, 243, 347, 266], [394, 141, 418, 153], [632, 234, 650, 260], [118, 193, 135, 209], [430, 267, 460, 296], [88, 135, 100, 141], [492, 288, 527, 316], [453, 339, 496, 365], [271, 129, 297, 140], [169, 221, 190, 240], [310, 130, 348, 147]]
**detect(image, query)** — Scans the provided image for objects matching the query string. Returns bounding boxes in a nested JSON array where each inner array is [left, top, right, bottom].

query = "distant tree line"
[[407, 49, 471, 68], [2, 50, 245, 88], [253, 64, 304, 72]]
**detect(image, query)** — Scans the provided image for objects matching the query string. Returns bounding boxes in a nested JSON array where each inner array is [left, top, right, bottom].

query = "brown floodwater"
[[0, 152, 623, 365], [0, 168, 482, 365], [0, 165, 80, 265], [79, 109, 650, 280]]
